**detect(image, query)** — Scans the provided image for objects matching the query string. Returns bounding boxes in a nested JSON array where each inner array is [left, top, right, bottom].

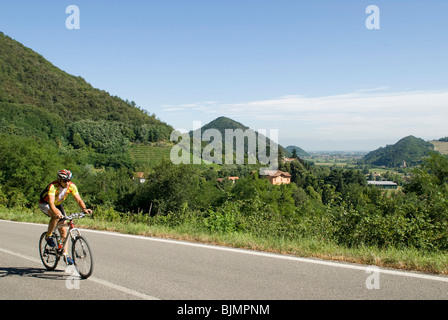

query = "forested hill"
[[0, 32, 173, 140], [196, 116, 249, 133], [285, 145, 309, 158], [189, 116, 291, 157], [361, 135, 435, 167]]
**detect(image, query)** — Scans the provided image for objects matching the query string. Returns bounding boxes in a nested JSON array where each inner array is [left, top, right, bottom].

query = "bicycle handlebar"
[[60, 212, 88, 221]]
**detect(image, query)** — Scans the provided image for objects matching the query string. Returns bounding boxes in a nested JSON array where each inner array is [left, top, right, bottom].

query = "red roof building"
[[259, 170, 291, 185]]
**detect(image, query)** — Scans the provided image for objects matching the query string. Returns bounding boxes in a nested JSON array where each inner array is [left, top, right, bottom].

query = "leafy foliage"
[[0, 134, 72, 206], [69, 120, 130, 154], [0, 102, 67, 142]]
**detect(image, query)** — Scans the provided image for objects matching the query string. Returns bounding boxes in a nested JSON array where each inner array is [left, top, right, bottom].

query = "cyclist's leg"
[[57, 204, 70, 255], [39, 202, 58, 237]]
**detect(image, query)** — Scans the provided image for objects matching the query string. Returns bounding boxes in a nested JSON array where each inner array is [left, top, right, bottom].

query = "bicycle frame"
[[55, 214, 84, 253]]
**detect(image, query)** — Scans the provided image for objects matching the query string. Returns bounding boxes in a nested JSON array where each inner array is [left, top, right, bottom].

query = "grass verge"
[[1, 207, 447, 275]]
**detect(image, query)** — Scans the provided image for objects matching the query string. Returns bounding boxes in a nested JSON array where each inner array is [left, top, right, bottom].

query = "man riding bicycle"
[[39, 169, 92, 264]]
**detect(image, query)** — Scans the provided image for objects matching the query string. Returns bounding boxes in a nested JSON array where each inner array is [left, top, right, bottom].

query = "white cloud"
[[161, 89, 448, 143]]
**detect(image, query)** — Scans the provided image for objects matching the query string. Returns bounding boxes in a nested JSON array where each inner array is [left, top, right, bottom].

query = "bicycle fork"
[[69, 226, 89, 259]]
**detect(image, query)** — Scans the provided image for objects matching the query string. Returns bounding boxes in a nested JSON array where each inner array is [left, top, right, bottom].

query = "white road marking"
[[87, 276, 160, 300], [0, 247, 41, 264], [2, 219, 448, 284], [0, 246, 160, 300], [83, 226, 448, 283]]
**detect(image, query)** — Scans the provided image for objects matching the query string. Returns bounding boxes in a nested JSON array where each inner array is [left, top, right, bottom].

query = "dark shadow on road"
[[0, 267, 66, 280]]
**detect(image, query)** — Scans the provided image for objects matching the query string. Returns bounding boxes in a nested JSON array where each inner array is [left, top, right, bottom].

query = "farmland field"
[[130, 142, 215, 167], [430, 140, 448, 155], [130, 142, 172, 166]]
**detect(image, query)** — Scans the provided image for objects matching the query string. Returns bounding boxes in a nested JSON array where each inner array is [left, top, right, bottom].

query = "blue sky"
[[0, 1, 447, 150]]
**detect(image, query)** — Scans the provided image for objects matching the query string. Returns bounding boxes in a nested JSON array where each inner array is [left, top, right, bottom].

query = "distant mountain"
[[190, 116, 249, 137], [189, 116, 289, 161], [285, 145, 309, 158], [361, 135, 435, 167]]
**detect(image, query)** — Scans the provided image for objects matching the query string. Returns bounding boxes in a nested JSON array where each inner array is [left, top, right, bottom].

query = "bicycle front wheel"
[[71, 236, 94, 279], [39, 232, 59, 271]]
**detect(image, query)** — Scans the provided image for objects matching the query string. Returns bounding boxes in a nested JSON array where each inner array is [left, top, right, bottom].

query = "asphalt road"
[[1, 219, 448, 301]]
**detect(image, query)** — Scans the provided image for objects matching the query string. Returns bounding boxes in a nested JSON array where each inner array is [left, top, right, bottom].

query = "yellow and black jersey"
[[39, 181, 79, 206]]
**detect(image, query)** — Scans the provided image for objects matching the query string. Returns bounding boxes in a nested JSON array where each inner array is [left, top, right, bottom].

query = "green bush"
[[204, 202, 241, 234], [0, 134, 70, 207]]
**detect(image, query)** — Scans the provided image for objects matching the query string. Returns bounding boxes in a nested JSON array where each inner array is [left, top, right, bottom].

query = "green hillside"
[[0, 32, 173, 144], [362, 135, 435, 167], [0, 32, 165, 126], [0, 31, 174, 207]]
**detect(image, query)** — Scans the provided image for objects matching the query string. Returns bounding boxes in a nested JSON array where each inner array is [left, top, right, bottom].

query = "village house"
[[217, 176, 239, 184], [134, 172, 146, 184], [259, 170, 291, 185]]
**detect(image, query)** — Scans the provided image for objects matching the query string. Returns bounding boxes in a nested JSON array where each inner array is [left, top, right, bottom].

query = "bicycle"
[[39, 212, 94, 279]]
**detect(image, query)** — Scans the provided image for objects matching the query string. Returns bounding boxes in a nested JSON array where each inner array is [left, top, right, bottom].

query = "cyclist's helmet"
[[57, 169, 73, 181]]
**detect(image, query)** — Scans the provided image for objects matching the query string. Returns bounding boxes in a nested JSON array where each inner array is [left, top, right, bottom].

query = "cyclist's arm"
[[48, 194, 64, 219], [74, 193, 92, 214]]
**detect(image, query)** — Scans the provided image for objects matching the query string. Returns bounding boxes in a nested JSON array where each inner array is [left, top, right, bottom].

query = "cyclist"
[[39, 169, 92, 264]]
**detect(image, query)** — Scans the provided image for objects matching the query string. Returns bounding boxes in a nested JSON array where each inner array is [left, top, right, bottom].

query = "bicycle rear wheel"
[[39, 232, 59, 271], [72, 236, 94, 279]]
